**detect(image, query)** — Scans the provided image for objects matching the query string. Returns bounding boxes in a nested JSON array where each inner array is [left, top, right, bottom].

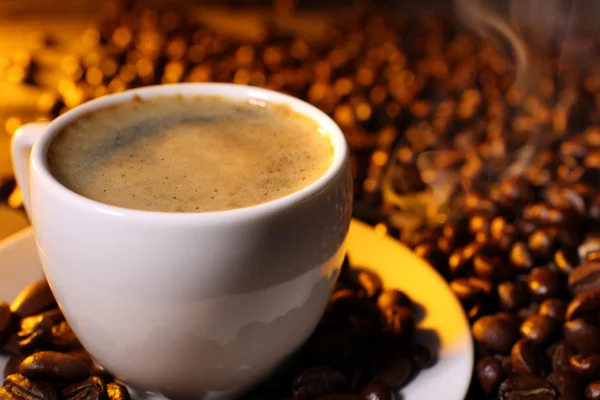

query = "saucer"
[[0, 219, 473, 399]]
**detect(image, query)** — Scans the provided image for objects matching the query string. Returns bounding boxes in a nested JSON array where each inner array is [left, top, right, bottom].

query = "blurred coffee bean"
[[566, 289, 600, 321], [376, 289, 413, 310], [498, 281, 529, 310], [586, 382, 600, 400], [16, 313, 54, 349], [529, 229, 556, 259], [510, 338, 542, 376], [546, 371, 581, 400], [546, 186, 587, 216], [356, 271, 382, 299], [2, 373, 58, 400], [520, 314, 556, 345], [450, 277, 492, 305], [564, 318, 600, 355], [359, 382, 392, 400], [569, 354, 600, 380], [90, 366, 114, 384], [551, 341, 573, 372], [19, 351, 90, 381], [539, 299, 567, 324], [50, 321, 80, 351], [10, 279, 56, 318], [378, 354, 413, 390], [474, 254, 512, 282], [62, 376, 107, 400], [449, 242, 482, 276], [472, 314, 519, 353], [66, 351, 95, 370], [497, 376, 556, 399], [490, 217, 516, 251], [476, 356, 503, 394], [107, 382, 130, 400], [570, 262, 600, 295], [381, 305, 415, 338], [554, 249, 578, 275], [528, 267, 560, 299], [469, 214, 490, 236], [411, 344, 436, 369], [509, 242, 534, 271]]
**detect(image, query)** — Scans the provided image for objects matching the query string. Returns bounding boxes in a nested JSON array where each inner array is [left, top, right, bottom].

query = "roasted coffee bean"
[[306, 324, 354, 366], [10, 279, 56, 318], [473, 314, 519, 353], [518, 303, 541, 321], [106, 383, 130, 400], [490, 217, 516, 250], [510, 242, 534, 271], [498, 281, 530, 310], [520, 314, 556, 345], [579, 236, 600, 261], [569, 262, 600, 295], [554, 249, 578, 275], [381, 305, 414, 338], [376, 289, 413, 310], [66, 351, 95, 370], [539, 298, 567, 323], [564, 319, 600, 355], [378, 354, 413, 390], [566, 289, 600, 321], [3, 355, 24, 379], [450, 277, 493, 305], [497, 312, 522, 331], [356, 271, 382, 299], [474, 254, 512, 282], [90, 367, 114, 384], [0, 301, 12, 343], [586, 381, 600, 400], [569, 354, 600, 379], [469, 214, 490, 236], [498, 376, 556, 399], [16, 313, 53, 349], [50, 321, 80, 350], [546, 371, 581, 399], [476, 356, 503, 394], [411, 344, 436, 369], [523, 203, 566, 225], [550, 341, 573, 372], [2, 373, 58, 400], [529, 229, 556, 258], [19, 351, 90, 381], [449, 242, 481, 276], [511, 338, 543, 376], [292, 367, 347, 399], [546, 186, 587, 216], [413, 243, 446, 271], [62, 376, 107, 400], [528, 267, 560, 300], [359, 382, 392, 400]]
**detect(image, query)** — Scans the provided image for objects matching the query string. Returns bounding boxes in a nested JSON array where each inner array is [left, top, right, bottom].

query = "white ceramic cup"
[[11, 83, 352, 399]]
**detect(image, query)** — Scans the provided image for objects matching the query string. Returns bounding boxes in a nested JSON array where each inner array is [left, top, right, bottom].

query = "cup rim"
[[31, 83, 349, 223]]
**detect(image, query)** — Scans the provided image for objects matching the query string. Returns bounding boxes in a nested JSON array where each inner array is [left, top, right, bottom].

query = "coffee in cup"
[[47, 95, 334, 213]]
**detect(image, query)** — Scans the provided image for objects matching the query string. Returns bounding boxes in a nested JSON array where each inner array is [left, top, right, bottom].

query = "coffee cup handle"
[[11, 122, 50, 218]]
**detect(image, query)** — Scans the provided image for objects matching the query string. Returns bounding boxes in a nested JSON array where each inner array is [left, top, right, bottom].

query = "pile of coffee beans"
[[5, 0, 600, 398], [1, 259, 434, 399], [0, 279, 130, 400]]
